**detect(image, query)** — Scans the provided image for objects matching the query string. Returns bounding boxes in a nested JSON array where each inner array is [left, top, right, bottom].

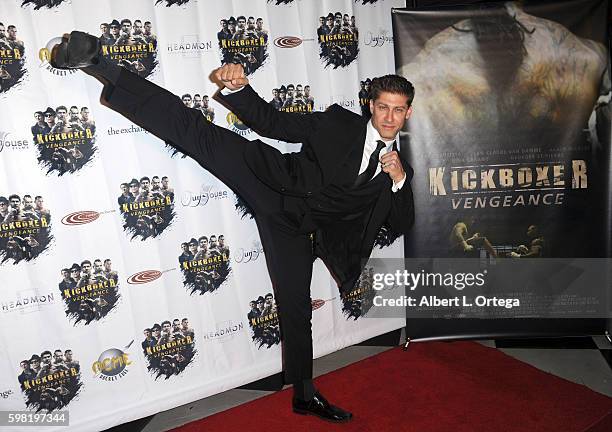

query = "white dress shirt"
[[220, 87, 406, 192], [359, 119, 406, 192]]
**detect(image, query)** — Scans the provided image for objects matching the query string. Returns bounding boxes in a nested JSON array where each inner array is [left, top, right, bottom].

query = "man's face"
[[45, 112, 55, 125], [250, 301, 256, 310], [81, 262, 92, 274], [129, 184, 139, 194], [218, 236, 225, 247], [111, 25, 120, 36], [53, 351, 63, 363], [199, 238, 208, 249], [280, 90, 286, 100], [81, 108, 90, 120], [9, 197, 20, 209], [343, 15, 350, 25], [144, 23, 152, 34], [23, 196, 33, 209], [0, 25, 5, 39], [94, 261, 103, 273], [193, 95, 202, 107], [265, 295, 273, 305], [209, 236, 217, 246], [296, 85, 303, 96], [369, 91, 412, 140], [189, 243, 197, 254], [134, 22, 143, 34], [8, 27, 16, 39], [152, 178, 160, 189], [247, 18, 255, 30], [304, 86, 310, 97], [35, 197, 44, 209], [104, 260, 112, 271], [326, 18, 333, 27], [21, 361, 29, 371], [120, 184, 128, 194], [153, 328, 161, 337], [173, 321, 180, 330], [272, 89, 278, 98], [101, 24, 108, 34], [335, 17, 341, 26], [35, 113, 42, 122], [182, 319, 189, 328], [182, 96, 192, 107], [237, 18, 246, 30], [162, 178, 169, 188], [229, 22, 235, 32], [527, 225, 537, 238], [65, 351, 73, 361], [70, 269, 79, 279], [140, 179, 150, 191], [203, 96, 209, 107], [319, 18, 324, 26], [57, 108, 67, 121], [257, 300, 264, 310], [61, 269, 70, 279], [31, 358, 40, 369], [121, 22, 132, 35], [256, 19, 263, 30], [221, 20, 227, 30], [181, 244, 188, 253], [287, 87, 294, 97], [162, 323, 171, 333], [69, 107, 79, 121]]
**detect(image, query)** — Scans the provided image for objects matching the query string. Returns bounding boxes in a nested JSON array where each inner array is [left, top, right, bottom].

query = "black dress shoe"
[[50, 31, 101, 69], [292, 391, 353, 423]]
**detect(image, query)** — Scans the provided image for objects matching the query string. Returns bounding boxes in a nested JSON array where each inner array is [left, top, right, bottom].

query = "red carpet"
[[171, 342, 612, 432]]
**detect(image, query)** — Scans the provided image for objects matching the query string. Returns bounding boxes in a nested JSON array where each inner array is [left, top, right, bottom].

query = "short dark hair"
[[369, 75, 414, 106]]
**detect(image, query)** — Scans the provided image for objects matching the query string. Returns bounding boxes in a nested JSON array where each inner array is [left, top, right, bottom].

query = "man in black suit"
[[51, 31, 415, 423]]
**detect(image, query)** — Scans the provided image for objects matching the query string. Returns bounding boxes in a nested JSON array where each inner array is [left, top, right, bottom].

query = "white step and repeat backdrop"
[[0, 0, 405, 430]]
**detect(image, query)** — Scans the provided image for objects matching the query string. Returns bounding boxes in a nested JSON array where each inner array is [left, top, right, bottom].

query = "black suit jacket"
[[218, 86, 415, 291]]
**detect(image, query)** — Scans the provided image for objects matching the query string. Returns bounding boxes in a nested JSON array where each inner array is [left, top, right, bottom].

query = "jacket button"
[[306, 191, 312, 196], [280, 187, 286, 192]]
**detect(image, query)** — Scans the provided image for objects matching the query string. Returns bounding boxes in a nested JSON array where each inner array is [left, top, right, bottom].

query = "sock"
[[293, 378, 315, 401]]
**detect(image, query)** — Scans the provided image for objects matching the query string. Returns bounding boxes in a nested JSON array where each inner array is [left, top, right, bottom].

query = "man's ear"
[[405, 106, 413, 120], [369, 99, 375, 114]]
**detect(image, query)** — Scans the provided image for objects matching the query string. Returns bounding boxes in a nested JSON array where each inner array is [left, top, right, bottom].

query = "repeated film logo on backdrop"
[[317, 12, 359, 68], [98, 18, 158, 77], [0, 20, 26, 93], [342, 266, 376, 320], [247, 293, 280, 349], [59, 258, 120, 325], [269, 83, 314, 113], [358, 78, 373, 117], [31, 105, 97, 175], [21, 0, 68, 9], [17, 348, 82, 412], [117, 175, 175, 240], [141, 318, 196, 380], [178, 234, 231, 295], [165, 93, 215, 158], [0, 194, 52, 264], [217, 15, 268, 75]]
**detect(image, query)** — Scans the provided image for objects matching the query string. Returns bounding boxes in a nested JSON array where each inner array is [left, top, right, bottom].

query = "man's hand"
[[212, 63, 249, 91], [380, 151, 405, 184]]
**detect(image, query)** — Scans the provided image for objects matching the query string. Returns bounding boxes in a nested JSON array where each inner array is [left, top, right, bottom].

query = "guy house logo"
[[0, 131, 29, 153], [117, 175, 175, 240], [0, 194, 52, 264], [18, 348, 82, 412], [179, 234, 231, 295], [269, 83, 314, 113], [98, 18, 158, 77], [247, 293, 280, 349], [317, 12, 359, 68], [31, 105, 96, 175], [217, 16, 268, 75], [0, 21, 26, 93], [21, 0, 69, 9], [59, 258, 120, 325], [155, 0, 191, 6], [142, 318, 196, 380]]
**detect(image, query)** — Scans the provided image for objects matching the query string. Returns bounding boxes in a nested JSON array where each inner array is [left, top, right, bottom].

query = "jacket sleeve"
[[386, 160, 415, 234], [217, 85, 323, 143]]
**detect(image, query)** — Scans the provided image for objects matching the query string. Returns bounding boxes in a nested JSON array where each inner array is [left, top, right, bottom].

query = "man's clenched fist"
[[213, 63, 249, 91]]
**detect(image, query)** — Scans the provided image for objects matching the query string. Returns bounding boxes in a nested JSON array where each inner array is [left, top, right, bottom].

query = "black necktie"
[[354, 140, 386, 187]]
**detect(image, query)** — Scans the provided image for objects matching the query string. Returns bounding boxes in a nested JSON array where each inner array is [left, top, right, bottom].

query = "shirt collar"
[[366, 119, 399, 150]]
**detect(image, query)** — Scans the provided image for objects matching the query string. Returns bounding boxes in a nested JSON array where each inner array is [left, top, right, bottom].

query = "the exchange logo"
[[317, 12, 359, 68], [342, 266, 376, 320], [58, 258, 120, 325], [269, 83, 314, 114], [141, 318, 196, 380], [17, 348, 82, 412], [0, 131, 29, 152], [31, 105, 97, 175], [217, 15, 269, 75], [92, 345, 132, 382], [181, 184, 230, 207], [117, 175, 175, 240], [21, 0, 69, 9], [0, 21, 26, 93], [0, 193, 53, 264], [179, 234, 231, 295], [98, 18, 158, 77], [247, 293, 280, 349]]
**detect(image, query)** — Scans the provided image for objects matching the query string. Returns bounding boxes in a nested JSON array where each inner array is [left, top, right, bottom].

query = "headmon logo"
[[167, 35, 213, 56], [202, 321, 244, 342], [181, 185, 229, 207], [226, 112, 251, 136], [92, 342, 133, 382], [39, 38, 78, 77], [1, 21, 27, 91], [0, 131, 29, 152], [1, 291, 55, 313]]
